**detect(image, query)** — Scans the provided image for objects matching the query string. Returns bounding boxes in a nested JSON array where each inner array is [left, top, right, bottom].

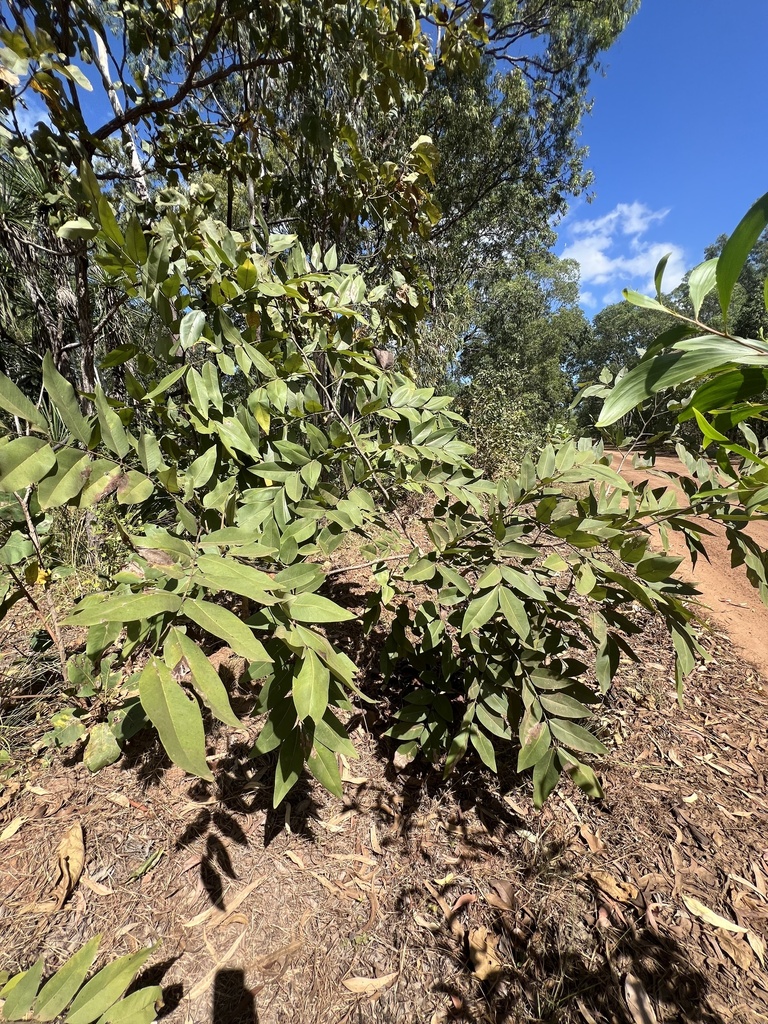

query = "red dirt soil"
[[611, 452, 768, 677]]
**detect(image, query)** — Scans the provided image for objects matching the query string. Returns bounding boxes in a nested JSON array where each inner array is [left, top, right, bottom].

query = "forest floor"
[[2, 481, 768, 1024]]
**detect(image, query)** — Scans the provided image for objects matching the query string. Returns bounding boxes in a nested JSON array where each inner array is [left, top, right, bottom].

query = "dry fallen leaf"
[[81, 874, 113, 896], [587, 870, 638, 903], [747, 929, 766, 967], [682, 895, 746, 934], [624, 973, 657, 1024], [0, 816, 25, 841], [450, 893, 476, 915], [468, 926, 503, 982], [342, 972, 398, 996], [22, 820, 85, 914], [25, 784, 49, 796], [104, 791, 130, 809], [580, 825, 605, 854], [370, 823, 383, 855], [714, 929, 754, 971]]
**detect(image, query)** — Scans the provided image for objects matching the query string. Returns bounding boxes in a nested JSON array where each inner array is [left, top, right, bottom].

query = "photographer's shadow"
[[212, 969, 258, 1024]]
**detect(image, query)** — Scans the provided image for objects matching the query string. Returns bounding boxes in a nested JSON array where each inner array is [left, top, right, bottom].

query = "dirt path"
[[611, 452, 768, 677]]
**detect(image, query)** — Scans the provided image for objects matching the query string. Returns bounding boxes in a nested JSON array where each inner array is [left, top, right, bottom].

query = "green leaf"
[[83, 724, 122, 772], [307, 741, 342, 797], [33, 936, 101, 1021], [136, 431, 163, 474], [42, 353, 91, 444], [539, 693, 592, 719], [57, 217, 99, 240], [65, 592, 181, 626], [273, 729, 303, 806], [95, 386, 130, 458], [165, 629, 241, 728], [115, 470, 153, 505], [0, 371, 45, 427], [498, 586, 530, 639], [125, 214, 148, 265], [314, 712, 357, 758], [95, 985, 162, 1024], [0, 437, 56, 492], [532, 749, 560, 808], [2, 957, 44, 1021], [185, 445, 217, 488], [38, 451, 92, 509], [461, 586, 499, 635], [596, 339, 768, 427], [195, 555, 276, 604], [622, 288, 668, 312], [78, 462, 123, 507], [654, 252, 671, 299], [517, 721, 551, 772], [66, 946, 155, 1024], [96, 197, 124, 247], [323, 244, 338, 271], [558, 751, 603, 799], [0, 532, 34, 565], [717, 190, 768, 323], [502, 567, 547, 601], [635, 554, 682, 582], [143, 366, 187, 402], [179, 310, 206, 351], [683, 367, 768, 420], [138, 657, 213, 781], [287, 592, 355, 623], [182, 598, 272, 663], [550, 720, 607, 756], [688, 257, 718, 319], [292, 650, 329, 723], [469, 726, 497, 772]]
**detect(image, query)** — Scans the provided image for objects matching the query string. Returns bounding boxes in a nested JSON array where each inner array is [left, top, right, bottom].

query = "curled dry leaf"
[[450, 892, 476, 915], [579, 825, 605, 854], [468, 926, 503, 982], [681, 895, 746, 934], [370, 823, 383, 855], [587, 870, 638, 903], [22, 820, 85, 913], [624, 973, 658, 1024], [342, 972, 398, 996], [413, 912, 441, 933], [52, 821, 85, 907], [714, 929, 754, 971]]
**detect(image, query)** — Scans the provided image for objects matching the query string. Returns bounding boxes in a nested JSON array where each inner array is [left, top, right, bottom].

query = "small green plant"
[[0, 936, 160, 1023]]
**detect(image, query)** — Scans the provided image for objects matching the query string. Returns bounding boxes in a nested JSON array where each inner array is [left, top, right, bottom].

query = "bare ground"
[[612, 452, 768, 677]]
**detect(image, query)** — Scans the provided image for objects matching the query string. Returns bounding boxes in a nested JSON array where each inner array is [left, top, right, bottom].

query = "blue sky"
[[558, 0, 768, 312]]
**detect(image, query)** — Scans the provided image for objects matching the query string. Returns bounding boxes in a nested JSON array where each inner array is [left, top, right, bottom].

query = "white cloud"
[[6, 94, 49, 135], [560, 201, 686, 308]]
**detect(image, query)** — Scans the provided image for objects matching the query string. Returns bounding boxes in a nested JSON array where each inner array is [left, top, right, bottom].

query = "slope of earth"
[[611, 452, 768, 677], [1, 617, 768, 1024]]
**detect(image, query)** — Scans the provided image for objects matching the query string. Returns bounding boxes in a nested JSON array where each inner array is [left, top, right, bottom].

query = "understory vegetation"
[[2, 2, 768, 1018]]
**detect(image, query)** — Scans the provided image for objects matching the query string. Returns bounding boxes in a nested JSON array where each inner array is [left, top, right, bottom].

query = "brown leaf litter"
[[1, 616, 768, 1022]]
